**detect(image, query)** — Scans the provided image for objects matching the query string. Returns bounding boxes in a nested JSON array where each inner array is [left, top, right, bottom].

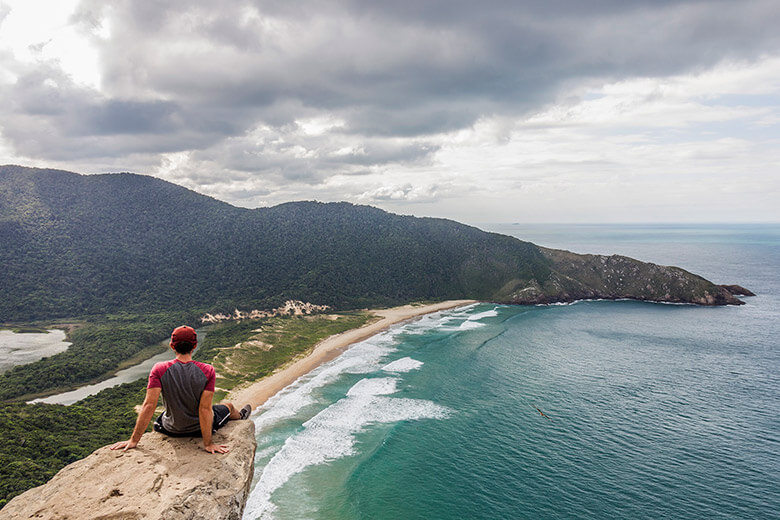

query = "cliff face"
[[0, 421, 256, 520]]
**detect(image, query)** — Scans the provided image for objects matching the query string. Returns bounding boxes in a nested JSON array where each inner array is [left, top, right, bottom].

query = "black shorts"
[[153, 404, 231, 437]]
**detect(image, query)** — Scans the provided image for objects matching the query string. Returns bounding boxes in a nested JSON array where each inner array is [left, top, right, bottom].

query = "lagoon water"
[[243, 224, 780, 520], [30, 348, 172, 405], [30, 329, 209, 405], [0, 329, 71, 374]]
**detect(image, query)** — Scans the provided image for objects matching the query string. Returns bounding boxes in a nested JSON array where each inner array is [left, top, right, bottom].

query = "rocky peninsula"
[[493, 247, 754, 306]]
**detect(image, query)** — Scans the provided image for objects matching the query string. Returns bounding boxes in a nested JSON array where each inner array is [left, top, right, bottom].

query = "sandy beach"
[[228, 300, 476, 410]]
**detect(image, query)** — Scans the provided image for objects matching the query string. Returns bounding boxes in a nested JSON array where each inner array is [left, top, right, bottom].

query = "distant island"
[[0, 165, 752, 324]]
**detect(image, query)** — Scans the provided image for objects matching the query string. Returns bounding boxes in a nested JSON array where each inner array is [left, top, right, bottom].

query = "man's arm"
[[199, 390, 230, 454], [110, 386, 161, 451]]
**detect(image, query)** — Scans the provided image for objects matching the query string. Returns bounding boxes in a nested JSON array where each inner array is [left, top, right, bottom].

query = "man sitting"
[[111, 325, 251, 454]]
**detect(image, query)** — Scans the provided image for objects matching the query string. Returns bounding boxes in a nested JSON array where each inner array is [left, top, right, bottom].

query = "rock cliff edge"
[[0, 421, 256, 520]]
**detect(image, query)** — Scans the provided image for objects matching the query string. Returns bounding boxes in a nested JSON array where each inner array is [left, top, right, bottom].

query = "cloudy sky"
[[1, 0, 778, 224]]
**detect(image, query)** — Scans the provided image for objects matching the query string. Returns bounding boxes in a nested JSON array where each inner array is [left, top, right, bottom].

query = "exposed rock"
[[491, 247, 751, 306], [717, 284, 756, 297], [0, 421, 256, 520]]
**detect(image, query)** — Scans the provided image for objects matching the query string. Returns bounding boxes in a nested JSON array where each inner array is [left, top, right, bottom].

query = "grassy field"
[[197, 312, 376, 402]]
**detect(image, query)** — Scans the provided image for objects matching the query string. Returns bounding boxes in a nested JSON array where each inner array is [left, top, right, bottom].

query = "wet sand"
[[227, 300, 476, 410]]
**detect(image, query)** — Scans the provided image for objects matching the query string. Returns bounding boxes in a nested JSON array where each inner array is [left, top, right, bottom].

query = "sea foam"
[[381, 303, 485, 337], [465, 308, 499, 321], [458, 320, 486, 330], [398, 312, 458, 334], [425, 305, 499, 332], [381, 356, 424, 373], [253, 334, 399, 432], [243, 377, 451, 519], [245, 305, 477, 518]]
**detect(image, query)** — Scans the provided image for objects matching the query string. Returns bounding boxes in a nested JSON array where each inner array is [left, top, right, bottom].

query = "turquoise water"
[[244, 224, 780, 519]]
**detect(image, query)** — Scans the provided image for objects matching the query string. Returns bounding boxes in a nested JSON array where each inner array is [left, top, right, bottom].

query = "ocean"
[[243, 224, 780, 520]]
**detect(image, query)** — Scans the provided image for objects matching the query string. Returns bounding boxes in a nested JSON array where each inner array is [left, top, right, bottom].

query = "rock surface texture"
[[0, 420, 256, 520], [492, 247, 752, 306]]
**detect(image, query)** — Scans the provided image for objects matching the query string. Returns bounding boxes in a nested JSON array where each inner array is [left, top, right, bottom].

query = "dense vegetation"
[[0, 165, 551, 322], [0, 311, 198, 401], [0, 379, 146, 508]]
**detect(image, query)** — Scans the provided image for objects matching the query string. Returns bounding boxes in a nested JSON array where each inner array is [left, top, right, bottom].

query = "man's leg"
[[212, 404, 232, 430], [215, 402, 252, 424]]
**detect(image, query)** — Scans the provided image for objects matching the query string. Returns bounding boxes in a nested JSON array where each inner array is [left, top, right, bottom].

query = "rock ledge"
[[0, 421, 255, 520]]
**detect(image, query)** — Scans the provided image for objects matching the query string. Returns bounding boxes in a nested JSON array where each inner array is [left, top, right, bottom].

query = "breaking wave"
[[243, 377, 450, 519]]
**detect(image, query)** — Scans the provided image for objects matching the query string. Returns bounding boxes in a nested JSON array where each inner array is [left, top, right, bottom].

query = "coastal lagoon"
[[29, 348, 172, 405], [243, 224, 780, 520], [0, 329, 71, 374], [30, 329, 209, 405]]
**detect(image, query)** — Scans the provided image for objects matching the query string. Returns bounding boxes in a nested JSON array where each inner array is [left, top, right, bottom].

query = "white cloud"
[[0, 0, 100, 88], [0, 1, 779, 223], [358, 183, 440, 203], [413, 56, 780, 222]]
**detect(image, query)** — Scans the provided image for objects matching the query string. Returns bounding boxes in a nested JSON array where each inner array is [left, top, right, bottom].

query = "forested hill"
[[0, 165, 746, 321]]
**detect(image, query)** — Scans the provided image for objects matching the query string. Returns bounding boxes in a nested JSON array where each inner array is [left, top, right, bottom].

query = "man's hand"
[[109, 439, 138, 451], [109, 387, 160, 452], [204, 443, 230, 454]]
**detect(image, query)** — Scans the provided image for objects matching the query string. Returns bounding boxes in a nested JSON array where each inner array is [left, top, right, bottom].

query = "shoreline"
[[227, 300, 477, 410]]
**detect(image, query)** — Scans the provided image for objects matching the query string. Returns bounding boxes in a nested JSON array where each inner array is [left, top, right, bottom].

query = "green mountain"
[[0, 165, 748, 322]]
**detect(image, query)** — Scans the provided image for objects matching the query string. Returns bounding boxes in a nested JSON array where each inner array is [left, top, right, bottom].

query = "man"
[[111, 325, 252, 454]]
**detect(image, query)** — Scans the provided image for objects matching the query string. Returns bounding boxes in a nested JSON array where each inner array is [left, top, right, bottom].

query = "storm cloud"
[[1, 0, 778, 219]]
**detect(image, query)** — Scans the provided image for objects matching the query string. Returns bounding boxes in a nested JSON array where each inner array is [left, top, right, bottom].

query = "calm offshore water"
[[244, 224, 780, 520]]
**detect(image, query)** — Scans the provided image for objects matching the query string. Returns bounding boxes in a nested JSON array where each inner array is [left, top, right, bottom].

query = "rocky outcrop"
[[0, 421, 256, 520], [717, 284, 755, 297], [492, 247, 752, 306]]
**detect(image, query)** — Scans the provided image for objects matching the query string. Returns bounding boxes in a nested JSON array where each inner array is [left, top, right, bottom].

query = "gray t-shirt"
[[148, 359, 216, 434]]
